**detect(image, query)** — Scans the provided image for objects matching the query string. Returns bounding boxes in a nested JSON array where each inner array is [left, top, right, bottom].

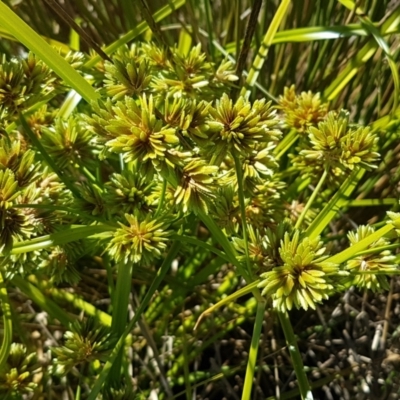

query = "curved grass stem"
[[278, 311, 314, 400], [295, 168, 329, 230], [0, 272, 12, 371], [233, 154, 253, 279], [241, 300, 266, 400]]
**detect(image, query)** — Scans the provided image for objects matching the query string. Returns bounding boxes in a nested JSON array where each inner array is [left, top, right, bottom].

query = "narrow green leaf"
[[242, 301, 266, 400], [278, 311, 314, 400], [0, 26, 71, 53], [241, 0, 291, 96], [11, 225, 113, 254], [306, 168, 365, 239], [109, 262, 133, 383], [326, 220, 398, 265], [324, 9, 400, 101], [0, 272, 12, 371], [338, 0, 399, 111], [87, 240, 181, 400], [194, 281, 259, 330]]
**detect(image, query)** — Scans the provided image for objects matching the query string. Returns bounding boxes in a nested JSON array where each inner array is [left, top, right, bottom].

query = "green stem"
[[295, 168, 329, 230], [87, 240, 181, 400], [240, 0, 291, 97], [241, 301, 266, 400], [0, 272, 12, 371], [108, 262, 133, 384], [274, 129, 298, 159], [233, 154, 253, 279], [203, 0, 215, 61], [278, 311, 313, 400]]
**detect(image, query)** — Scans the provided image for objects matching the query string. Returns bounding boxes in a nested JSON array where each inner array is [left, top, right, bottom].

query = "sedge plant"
[[0, 0, 399, 399]]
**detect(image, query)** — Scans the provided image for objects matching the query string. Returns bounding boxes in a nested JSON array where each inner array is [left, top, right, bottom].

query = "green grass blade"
[[109, 262, 133, 384], [0, 26, 72, 53], [87, 240, 181, 400], [241, 301, 266, 400], [306, 168, 365, 239], [0, 2, 98, 103], [225, 23, 389, 54], [241, 0, 291, 97], [338, 0, 399, 111], [278, 311, 314, 400], [324, 8, 400, 101], [326, 219, 399, 265], [0, 272, 12, 371], [11, 225, 113, 254]]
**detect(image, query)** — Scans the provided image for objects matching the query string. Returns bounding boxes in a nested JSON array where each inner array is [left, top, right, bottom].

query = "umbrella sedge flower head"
[[258, 230, 338, 311], [0, 138, 40, 188], [0, 343, 41, 397], [107, 214, 172, 265], [174, 158, 218, 213], [299, 110, 380, 175], [278, 85, 328, 132], [104, 95, 180, 174], [52, 318, 114, 374], [0, 169, 33, 254], [208, 93, 281, 159], [103, 56, 152, 101], [104, 169, 156, 217], [41, 117, 96, 171], [346, 225, 397, 291]]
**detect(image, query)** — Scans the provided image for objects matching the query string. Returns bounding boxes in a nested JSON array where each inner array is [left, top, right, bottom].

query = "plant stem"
[[109, 262, 134, 385], [233, 154, 253, 279], [278, 311, 314, 400], [295, 168, 328, 230], [87, 240, 181, 400], [241, 300, 266, 400], [0, 272, 12, 371]]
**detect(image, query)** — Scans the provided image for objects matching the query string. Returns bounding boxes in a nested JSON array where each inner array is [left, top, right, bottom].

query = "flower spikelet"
[[0, 169, 20, 209], [52, 318, 114, 373], [174, 158, 218, 213], [41, 117, 96, 170], [105, 95, 179, 171], [104, 56, 152, 101], [107, 214, 171, 264], [346, 225, 397, 291], [208, 94, 281, 158], [0, 343, 41, 397], [299, 110, 380, 175], [105, 169, 156, 217], [340, 126, 379, 170], [258, 231, 338, 311], [301, 111, 348, 169], [278, 85, 328, 132]]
